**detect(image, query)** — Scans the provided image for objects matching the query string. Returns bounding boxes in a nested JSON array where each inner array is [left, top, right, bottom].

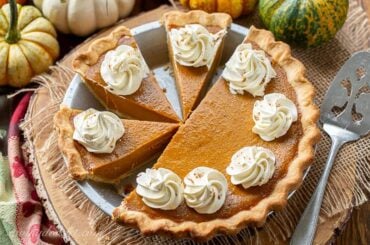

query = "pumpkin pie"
[[161, 11, 232, 119], [73, 26, 179, 123], [54, 106, 179, 184], [113, 26, 320, 238]]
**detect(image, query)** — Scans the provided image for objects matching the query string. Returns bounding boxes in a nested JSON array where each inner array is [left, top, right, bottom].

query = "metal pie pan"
[[62, 21, 309, 218]]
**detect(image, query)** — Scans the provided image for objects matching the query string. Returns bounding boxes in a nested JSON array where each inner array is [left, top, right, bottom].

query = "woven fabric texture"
[[21, 2, 370, 244]]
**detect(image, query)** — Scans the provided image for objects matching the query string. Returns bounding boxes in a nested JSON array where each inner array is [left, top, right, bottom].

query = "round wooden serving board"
[[25, 4, 370, 245]]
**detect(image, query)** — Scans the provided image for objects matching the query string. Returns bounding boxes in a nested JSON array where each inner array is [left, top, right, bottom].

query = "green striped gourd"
[[258, 0, 349, 47]]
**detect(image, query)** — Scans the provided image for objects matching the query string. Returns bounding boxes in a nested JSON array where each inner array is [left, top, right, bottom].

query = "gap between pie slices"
[[112, 26, 321, 239], [54, 107, 179, 184], [72, 26, 180, 123], [161, 11, 232, 120]]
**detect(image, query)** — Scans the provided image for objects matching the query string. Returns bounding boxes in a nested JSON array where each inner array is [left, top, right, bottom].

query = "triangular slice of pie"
[[113, 27, 320, 238], [162, 11, 232, 119], [73, 26, 179, 123], [54, 107, 179, 184]]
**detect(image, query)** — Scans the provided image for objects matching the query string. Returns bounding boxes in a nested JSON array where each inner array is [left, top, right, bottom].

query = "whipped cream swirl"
[[253, 93, 298, 141], [73, 109, 125, 154], [169, 24, 226, 67], [136, 168, 184, 210], [101, 44, 149, 96], [226, 146, 276, 189], [222, 43, 277, 96], [184, 167, 227, 214]]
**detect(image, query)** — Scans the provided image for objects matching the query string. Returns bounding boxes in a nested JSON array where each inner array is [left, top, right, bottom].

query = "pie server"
[[290, 51, 370, 245]]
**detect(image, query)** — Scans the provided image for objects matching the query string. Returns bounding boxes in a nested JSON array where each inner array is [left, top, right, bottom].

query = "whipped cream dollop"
[[100, 44, 149, 96], [226, 146, 276, 189], [73, 109, 125, 154], [136, 168, 184, 210], [169, 24, 226, 67], [222, 43, 277, 96], [253, 93, 298, 141], [184, 167, 227, 214]]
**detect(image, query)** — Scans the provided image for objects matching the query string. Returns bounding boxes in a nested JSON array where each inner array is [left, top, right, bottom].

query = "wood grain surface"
[[338, 1, 370, 243], [358, 0, 370, 18], [33, 1, 370, 244], [12, 1, 370, 244], [337, 2, 370, 244], [56, 1, 370, 243], [337, 204, 370, 244]]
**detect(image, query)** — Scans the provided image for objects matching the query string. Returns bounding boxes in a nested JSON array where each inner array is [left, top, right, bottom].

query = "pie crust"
[[73, 26, 180, 123], [112, 26, 321, 239], [161, 10, 232, 119], [161, 10, 231, 29], [54, 107, 179, 184]]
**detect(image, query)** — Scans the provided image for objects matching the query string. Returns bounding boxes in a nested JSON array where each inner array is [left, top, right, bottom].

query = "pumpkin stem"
[[5, 0, 20, 44]]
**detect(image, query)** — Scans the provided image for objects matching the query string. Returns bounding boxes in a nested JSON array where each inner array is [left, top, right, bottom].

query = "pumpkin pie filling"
[[117, 46, 303, 222], [167, 25, 224, 120], [54, 108, 179, 183], [163, 11, 232, 119], [73, 28, 180, 123]]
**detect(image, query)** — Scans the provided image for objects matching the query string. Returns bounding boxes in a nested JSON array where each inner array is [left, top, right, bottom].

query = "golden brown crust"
[[72, 26, 180, 123], [163, 10, 229, 119], [113, 26, 321, 239], [54, 106, 89, 181], [161, 10, 232, 29], [54, 106, 179, 185], [53, 106, 137, 184], [72, 26, 132, 75]]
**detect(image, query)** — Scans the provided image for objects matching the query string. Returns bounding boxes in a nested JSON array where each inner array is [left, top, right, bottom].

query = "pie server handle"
[[290, 127, 350, 245]]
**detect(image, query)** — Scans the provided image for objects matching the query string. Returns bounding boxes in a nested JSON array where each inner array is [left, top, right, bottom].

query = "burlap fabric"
[[21, 2, 370, 244]]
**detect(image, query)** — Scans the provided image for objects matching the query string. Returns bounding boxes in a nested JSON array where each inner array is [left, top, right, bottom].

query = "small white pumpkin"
[[34, 0, 135, 36]]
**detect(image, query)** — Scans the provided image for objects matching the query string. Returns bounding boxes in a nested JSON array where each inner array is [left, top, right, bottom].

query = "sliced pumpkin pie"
[[73, 26, 179, 123], [54, 107, 179, 184], [113, 27, 320, 238], [161, 10, 232, 119]]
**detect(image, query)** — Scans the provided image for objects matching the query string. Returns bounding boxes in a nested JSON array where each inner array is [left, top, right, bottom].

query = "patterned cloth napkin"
[[0, 92, 63, 245]]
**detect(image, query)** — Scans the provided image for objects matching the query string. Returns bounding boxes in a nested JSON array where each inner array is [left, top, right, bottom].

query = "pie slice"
[[113, 26, 320, 238], [73, 26, 179, 123], [54, 107, 179, 184], [161, 11, 232, 119]]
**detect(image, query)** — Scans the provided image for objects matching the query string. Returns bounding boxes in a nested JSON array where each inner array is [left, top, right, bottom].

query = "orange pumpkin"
[[0, 0, 26, 7], [179, 0, 257, 18], [0, 1, 59, 87]]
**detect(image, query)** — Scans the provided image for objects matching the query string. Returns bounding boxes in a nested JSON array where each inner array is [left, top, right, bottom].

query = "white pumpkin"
[[33, 0, 135, 36]]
